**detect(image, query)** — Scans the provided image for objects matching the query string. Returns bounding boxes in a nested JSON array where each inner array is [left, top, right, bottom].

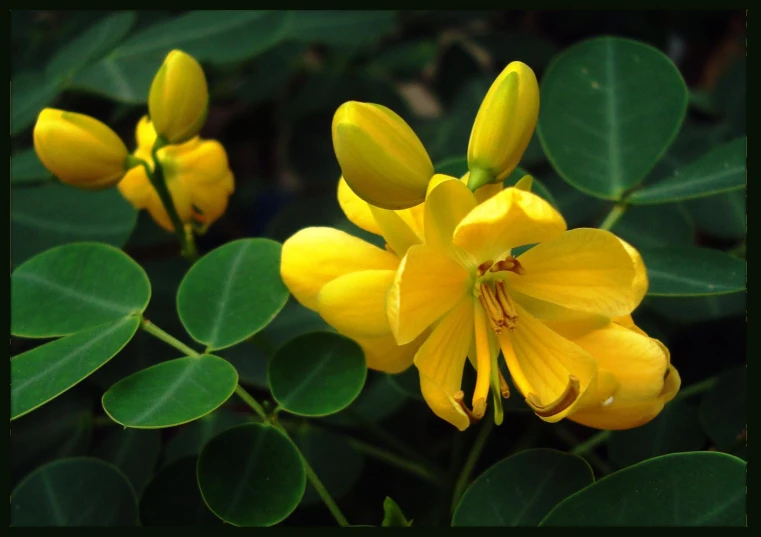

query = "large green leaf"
[[610, 204, 694, 249], [538, 37, 688, 200], [285, 10, 396, 46], [11, 458, 138, 527], [101, 355, 238, 428], [177, 238, 288, 351], [684, 189, 746, 241], [197, 423, 306, 526], [453, 449, 594, 527], [700, 366, 746, 450], [11, 183, 138, 267], [11, 316, 141, 420], [11, 242, 150, 337], [11, 148, 52, 185], [71, 11, 289, 103], [93, 428, 161, 495], [540, 452, 746, 526], [645, 292, 746, 323], [629, 137, 745, 204], [641, 246, 746, 296], [268, 332, 367, 417], [11, 71, 62, 136]]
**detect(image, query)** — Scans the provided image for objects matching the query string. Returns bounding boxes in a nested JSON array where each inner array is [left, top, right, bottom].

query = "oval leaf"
[[700, 366, 746, 450], [540, 452, 746, 526], [102, 355, 238, 428], [12, 182, 137, 267], [285, 10, 395, 46], [11, 72, 62, 136], [641, 246, 746, 296], [538, 37, 688, 200], [197, 423, 306, 526], [269, 332, 367, 417], [93, 428, 162, 495], [610, 204, 694, 249], [178, 238, 289, 351], [685, 188, 746, 241], [453, 449, 594, 527], [629, 137, 746, 204], [11, 458, 138, 526], [11, 242, 149, 337], [11, 316, 140, 420], [11, 148, 52, 185]]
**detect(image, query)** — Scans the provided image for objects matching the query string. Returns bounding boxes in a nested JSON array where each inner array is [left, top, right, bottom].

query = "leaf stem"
[[233, 385, 269, 422], [571, 430, 611, 456], [346, 437, 443, 486], [676, 376, 717, 400], [450, 417, 493, 514], [141, 318, 200, 356], [599, 203, 627, 231]]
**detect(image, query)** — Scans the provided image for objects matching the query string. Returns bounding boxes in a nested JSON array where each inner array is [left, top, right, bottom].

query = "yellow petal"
[[149, 50, 208, 144], [387, 244, 472, 345], [337, 176, 382, 235], [453, 187, 566, 262], [424, 179, 477, 251], [507, 228, 637, 318], [317, 269, 395, 337], [467, 62, 539, 181], [33, 108, 128, 189], [499, 303, 597, 423], [117, 165, 153, 210], [281, 227, 399, 311], [332, 101, 434, 210], [619, 237, 648, 308], [369, 205, 422, 257], [353, 331, 428, 374], [512, 290, 610, 329], [414, 298, 474, 431]]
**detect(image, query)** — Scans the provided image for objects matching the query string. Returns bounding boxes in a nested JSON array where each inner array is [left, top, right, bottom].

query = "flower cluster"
[[281, 62, 680, 431], [33, 50, 234, 233]]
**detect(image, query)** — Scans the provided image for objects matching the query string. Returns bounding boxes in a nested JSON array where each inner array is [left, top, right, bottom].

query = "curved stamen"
[[525, 375, 580, 418]]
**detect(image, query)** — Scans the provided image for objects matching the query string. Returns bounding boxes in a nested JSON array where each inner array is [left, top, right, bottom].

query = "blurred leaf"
[[645, 292, 746, 323], [434, 42, 484, 108], [11, 71, 62, 136], [72, 11, 290, 103], [684, 189, 745, 241], [700, 365, 746, 450], [285, 10, 396, 46], [269, 332, 367, 417], [11, 242, 149, 337], [368, 39, 437, 78], [688, 89, 716, 115], [260, 297, 333, 348], [629, 138, 745, 204], [163, 410, 254, 467], [177, 239, 288, 351], [475, 32, 558, 74], [238, 42, 306, 105], [382, 496, 413, 527], [538, 37, 688, 200], [93, 428, 161, 495], [197, 423, 306, 526], [453, 449, 594, 526], [292, 426, 365, 506], [435, 156, 467, 177], [540, 452, 746, 526], [140, 257, 188, 336], [610, 204, 694, 249], [542, 173, 607, 228], [12, 316, 140, 420], [11, 458, 137, 527], [11, 148, 52, 185], [640, 246, 746, 296], [287, 114, 341, 183], [714, 57, 746, 136], [608, 399, 706, 468], [140, 456, 222, 526], [217, 341, 270, 389], [387, 366, 423, 401], [11, 183, 138, 267], [102, 355, 238, 428], [45, 11, 136, 81], [323, 371, 407, 427], [89, 329, 170, 392]]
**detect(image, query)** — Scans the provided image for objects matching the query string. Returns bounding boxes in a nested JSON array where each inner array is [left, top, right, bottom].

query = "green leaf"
[[11, 71, 62, 136], [644, 293, 746, 324], [540, 452, 746, 526], [269, 332, 367, 417], [608, 398, 706, 468], [93, 428, 161, 495], [177, 238, 289, 351], [386, 367, 423, 401], [285, 10, 396, 46], [382, 497, 413, 527], [11, 148, 52, 185], [714, 57, 745, 136], [71, 11, 289, 103], [11, 316, 140, 420], [610, 204, 694, 249], [435, 156, 468, 177], [101, 355, 238, 428], [368, 39, 437, 78], [162, 410, 254, 466], [453, 449, 594, 527], [197, 423, 306, 527], [538, 37, 688, 200], [684, 189, 746, 241], [700, 366, 746, 450], [11, 184, 138, 267], [11, 458, 138, 526], [140, 456, 222, 526], [641, 246, 746, 296], [11, 242, 150, 337], [629, 138, 745, 204], [475, 32, 558, 74], [45, 12, 136, 81], [322, 371, 408, 427]]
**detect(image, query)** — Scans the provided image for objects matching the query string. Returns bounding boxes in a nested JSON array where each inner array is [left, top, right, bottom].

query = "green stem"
[[467, 167, 495, 192], [571, 430, 611, 456], [451, 418, 493, 514], [599, 203, 627, 231], [676, 376, 717, 400], [554, 426, 613, 475], [234, 385, 269, 422], [347, 438, 443, 485], [141, 319, 200, 356]]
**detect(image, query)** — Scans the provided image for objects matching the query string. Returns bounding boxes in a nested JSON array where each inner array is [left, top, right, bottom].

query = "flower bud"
[[33, 108, 129, 189], [148, 50, 208, 144], [467, 61, 539, 183], [332, 101, 434, 210]]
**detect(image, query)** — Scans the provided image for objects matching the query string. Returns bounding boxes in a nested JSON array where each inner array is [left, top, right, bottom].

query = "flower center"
[[475, 257, 524, 334]]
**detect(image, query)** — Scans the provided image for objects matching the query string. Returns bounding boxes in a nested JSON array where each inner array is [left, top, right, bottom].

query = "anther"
[[454, 391, 485, 424], [478, 285, 506, 333], [477, 260, 494, 277], [494, 281, 518, 330], [498, 370, 511, 398], [525, 375, 580, 418], [490, 257, 526, 275]]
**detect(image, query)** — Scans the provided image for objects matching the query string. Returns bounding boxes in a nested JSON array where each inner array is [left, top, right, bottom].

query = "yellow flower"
[[148, 50, 208, 144], [33, 108, 129, 189], [467, 61, 539, 189], [118, 116, 234, 232], [332, 101, 434, 210]]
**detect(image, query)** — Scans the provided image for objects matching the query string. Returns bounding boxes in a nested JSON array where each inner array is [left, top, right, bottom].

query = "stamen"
[[454, 391, 485, 424], [490, 257, 526, 275], [525, 375, 580, 418], [498, 370, 511, 398], [494, 281, 518, 330], [478, 285, 505, 333], [477, 260, 494, 277]]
